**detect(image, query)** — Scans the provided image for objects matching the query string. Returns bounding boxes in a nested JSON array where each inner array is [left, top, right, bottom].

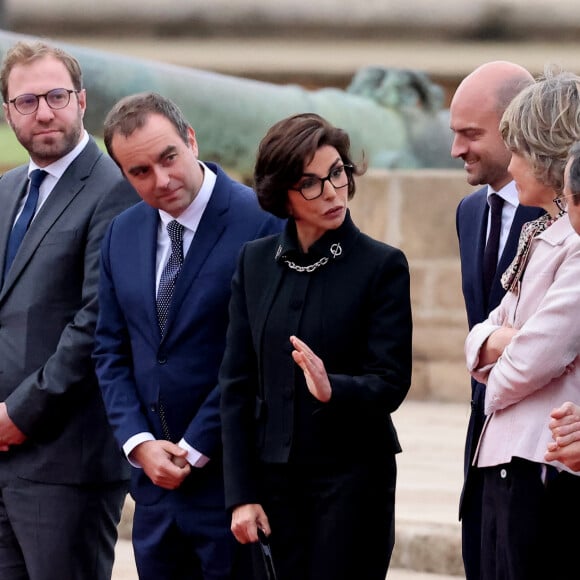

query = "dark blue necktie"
[[482, 193, 504, 300], [3, 169, 48, 280], [156, 220, 184, 336]]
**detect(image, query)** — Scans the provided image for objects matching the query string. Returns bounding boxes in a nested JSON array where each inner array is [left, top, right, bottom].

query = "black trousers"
[[461, 386, 486, 580], [461, 466, 484, 580], [253, 458, 396, 580], [480, 457, 580, 580]]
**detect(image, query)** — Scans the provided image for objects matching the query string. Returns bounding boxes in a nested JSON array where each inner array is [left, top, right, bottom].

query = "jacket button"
[[150, 404, 157, 412], [157, 356, 167, 364], [500, 468, 507, 479]]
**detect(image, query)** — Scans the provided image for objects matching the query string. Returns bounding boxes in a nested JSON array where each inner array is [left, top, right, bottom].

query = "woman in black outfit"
[[219, 113, 413, 580]]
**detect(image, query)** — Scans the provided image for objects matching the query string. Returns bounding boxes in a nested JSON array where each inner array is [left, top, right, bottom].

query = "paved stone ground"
[[112, 400, 468, 579], [112, 539, 462, 580]]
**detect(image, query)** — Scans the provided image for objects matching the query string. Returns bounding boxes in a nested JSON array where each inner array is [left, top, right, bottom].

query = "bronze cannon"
[[0, 30, 458, 176]]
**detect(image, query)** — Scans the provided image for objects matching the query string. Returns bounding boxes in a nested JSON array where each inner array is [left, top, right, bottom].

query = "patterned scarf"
[[501, 211, 564, 294]]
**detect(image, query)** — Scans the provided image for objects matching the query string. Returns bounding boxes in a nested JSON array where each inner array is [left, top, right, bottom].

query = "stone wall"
[[351, 169, 475, 403], [0, 147, 472, 403], [5, 0, 580, 40]]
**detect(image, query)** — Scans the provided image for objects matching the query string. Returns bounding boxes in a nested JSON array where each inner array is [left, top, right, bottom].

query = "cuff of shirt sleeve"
[[178, 438, 210, 468], [123, 432, 155, 468]]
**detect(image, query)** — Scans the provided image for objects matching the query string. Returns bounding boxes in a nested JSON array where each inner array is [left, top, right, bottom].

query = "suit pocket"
[[39, 229, 78, 246]]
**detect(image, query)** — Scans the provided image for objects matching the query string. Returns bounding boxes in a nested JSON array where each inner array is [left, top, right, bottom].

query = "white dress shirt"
[[12, 131, 90, 225], [486, 180, 519, 264]]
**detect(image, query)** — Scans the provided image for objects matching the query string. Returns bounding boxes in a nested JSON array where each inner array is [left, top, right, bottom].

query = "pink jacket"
[[465, 215, 580, 473]]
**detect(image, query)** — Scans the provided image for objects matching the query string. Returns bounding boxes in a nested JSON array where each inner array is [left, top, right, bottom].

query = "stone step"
[[112, 539, 464, 580]]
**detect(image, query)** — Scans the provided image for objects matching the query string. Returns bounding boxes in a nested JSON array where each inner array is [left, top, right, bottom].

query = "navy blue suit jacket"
[[456, 185, 544, 516], [94, 163, 283, 505]]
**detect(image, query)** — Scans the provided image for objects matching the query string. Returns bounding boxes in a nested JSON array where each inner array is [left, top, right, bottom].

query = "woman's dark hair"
[[254, 113, 366, 218]]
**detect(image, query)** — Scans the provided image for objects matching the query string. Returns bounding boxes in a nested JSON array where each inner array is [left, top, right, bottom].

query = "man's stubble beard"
[[13, 112, 84, 165]]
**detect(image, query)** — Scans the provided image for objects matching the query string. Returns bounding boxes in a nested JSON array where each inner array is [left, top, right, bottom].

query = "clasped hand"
[[130, 439, 191, 489], [545, 401, 580, 471], [478, 325, 517, 367], [0, 402, 27, 452]]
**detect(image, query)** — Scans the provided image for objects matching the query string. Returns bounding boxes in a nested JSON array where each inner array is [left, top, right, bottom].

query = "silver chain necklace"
[[284, 256, 328, 272], [281, 242, 342, 273]]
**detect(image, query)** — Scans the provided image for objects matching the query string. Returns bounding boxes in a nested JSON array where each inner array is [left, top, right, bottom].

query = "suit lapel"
[[0, 167, 29, 274], [138, 206, 162, 338], [253, 247, 285, 366], [471, 196, 489, 315], [1, 141, 103, 294], [162, 168, 229, 338]]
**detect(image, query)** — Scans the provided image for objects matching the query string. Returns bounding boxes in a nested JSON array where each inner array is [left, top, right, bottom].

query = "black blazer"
[[220, 212, 413, 510]]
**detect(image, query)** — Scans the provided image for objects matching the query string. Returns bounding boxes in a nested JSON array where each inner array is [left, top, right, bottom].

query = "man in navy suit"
[[451, 61, 543, 580], [93, 92, 283, 580]]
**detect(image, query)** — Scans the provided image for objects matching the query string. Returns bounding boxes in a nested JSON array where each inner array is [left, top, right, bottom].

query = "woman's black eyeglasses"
[[290, 164, 353, 200]]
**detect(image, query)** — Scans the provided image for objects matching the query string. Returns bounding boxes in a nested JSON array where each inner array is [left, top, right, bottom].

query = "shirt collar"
[[487, 180, 519, 208], [28, 130, 90, 180]]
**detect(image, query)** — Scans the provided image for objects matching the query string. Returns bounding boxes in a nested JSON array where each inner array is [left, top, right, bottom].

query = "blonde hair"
[[500, 67, 580, 194]]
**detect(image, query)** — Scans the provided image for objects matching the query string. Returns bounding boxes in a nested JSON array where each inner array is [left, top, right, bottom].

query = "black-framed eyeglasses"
[[554, 192, 580, 213], [290, 164, 353, 200], [8, 88, 79, 115]]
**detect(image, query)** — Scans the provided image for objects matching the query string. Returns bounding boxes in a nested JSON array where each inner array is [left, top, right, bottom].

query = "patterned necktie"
[[156, 220, 184, 335], [3, 169, 48, 281], [482, 193, 504, 300]]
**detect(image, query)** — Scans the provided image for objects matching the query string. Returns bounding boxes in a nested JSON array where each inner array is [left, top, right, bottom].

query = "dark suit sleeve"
[[181, 215, 283, 458], [181, 386, 222, 458], [6, 179, 138, 437], [220, 245, 262, 508], [93, 218, 153, 446], [326, 247, 413, 412]]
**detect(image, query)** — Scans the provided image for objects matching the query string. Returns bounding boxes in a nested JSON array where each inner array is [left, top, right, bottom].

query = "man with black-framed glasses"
[[0, 40, 138, 580], [8, 87, 80, 116]]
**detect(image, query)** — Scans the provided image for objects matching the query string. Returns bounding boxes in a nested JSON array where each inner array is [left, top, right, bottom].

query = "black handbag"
[[257, 529, 278, 580]]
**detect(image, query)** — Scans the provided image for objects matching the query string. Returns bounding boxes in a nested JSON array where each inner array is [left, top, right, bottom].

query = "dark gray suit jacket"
[[0, 137, 137, 484]]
